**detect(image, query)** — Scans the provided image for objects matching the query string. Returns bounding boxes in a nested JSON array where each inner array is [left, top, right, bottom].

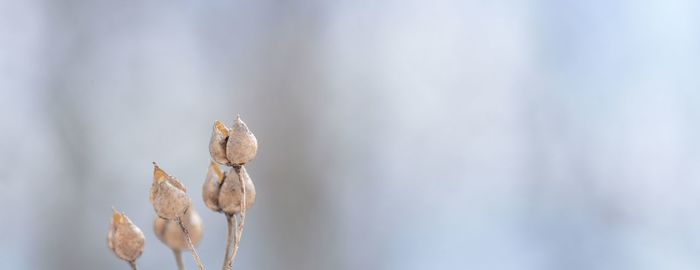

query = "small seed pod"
[[154, 208, 204, 251], [218, 166, 256, 215], [209, 120, 231, 165], [108, 209, 145, 263], [150, 162, 192, 220], [225, 115, 258, 165], [202, 160, 225, 212]]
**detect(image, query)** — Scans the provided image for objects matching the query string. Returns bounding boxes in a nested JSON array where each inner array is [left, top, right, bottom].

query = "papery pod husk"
[[202, 160, 225, 212], [218, 166, 256, 215], [225, 116, 258, 165], [150, 163, 192, 220], [209, 120, 231, 165], [154, 208, 203, 251], [108, 209, 145, 262]]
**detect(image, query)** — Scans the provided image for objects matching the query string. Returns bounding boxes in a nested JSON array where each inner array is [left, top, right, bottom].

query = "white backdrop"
[[1, 0, 700, 269]]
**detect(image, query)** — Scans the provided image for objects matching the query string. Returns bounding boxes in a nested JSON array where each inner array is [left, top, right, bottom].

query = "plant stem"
[[173, 249, 185, 270], [177, 217, 206, 270], [128, 260, 138, 270], [222, 213, 237, 270], [230, 166, 247, 269]]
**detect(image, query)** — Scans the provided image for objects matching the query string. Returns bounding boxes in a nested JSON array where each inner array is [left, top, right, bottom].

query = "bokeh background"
[[2, 0, 700, 269]]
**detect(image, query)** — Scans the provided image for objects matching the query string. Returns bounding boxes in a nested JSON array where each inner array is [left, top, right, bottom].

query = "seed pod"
[[202, 160, 225, 212], [150, 162, 191, 220], [108, 209, 145, 263], [154, 208, 204, 251], [209, 120, 231, 165], [218, 166, 256, 215], [225, 115, 258, 165]]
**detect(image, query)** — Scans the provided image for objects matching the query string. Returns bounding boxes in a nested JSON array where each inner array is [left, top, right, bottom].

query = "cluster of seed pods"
[[107, 115, 258, 270], [150, 163, 205, 269], [203, 115, 258, 270]]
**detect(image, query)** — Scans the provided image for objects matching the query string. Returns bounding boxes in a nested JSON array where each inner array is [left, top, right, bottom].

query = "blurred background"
[[2, 0, 700, 269]]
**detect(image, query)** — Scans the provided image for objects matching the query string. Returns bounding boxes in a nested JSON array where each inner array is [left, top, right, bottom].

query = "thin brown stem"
[[128, 260, 138, 270], [230, 166, 247, 269], [222, 213, 236, 270], [177, 217, 206, 270], [233, 215, 238, 259], [173, 249, 185, 270]]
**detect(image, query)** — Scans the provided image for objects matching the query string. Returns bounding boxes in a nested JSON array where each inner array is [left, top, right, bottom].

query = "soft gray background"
[[2, 0, 700, 269]]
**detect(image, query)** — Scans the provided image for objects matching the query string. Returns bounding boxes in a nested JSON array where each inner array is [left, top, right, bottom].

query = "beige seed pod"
[[202, 160, 225, 212], [225, 115, 258, 165], [108, 209, 145, 263], [154, 208, 203, 251], [218, 166, 256, 215], [209, 120, 231, 165], [150, 162, 191, 220]]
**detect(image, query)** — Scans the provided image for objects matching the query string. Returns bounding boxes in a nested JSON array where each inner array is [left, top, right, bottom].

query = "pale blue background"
[[1, 0, 700, 269]]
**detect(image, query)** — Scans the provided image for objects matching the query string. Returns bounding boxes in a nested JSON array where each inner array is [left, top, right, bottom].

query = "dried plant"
[[204, 115, 257, 270], [108, 115, 258, 270], [108, 209, 145, 270], [153, 201, 204, 269]]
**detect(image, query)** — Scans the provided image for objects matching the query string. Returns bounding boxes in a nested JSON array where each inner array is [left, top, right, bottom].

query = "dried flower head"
[[202, 160, 225, 212], [108, 208, 145, 263], [150, 162, 192, 220], [218, 166, 256, 215], [225, 115, 258, 165], [209, 120, 231, 165], [154, 208, 204, 251]]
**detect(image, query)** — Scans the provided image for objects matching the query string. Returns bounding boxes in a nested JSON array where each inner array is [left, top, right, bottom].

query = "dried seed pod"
[[150, 162, 191, 220], [218, 166, 256, 215], [209, 120, 231, 165], [202, 160, 225, 212], [154, 208, 204, 251], [108, 209, 145, 263], [225, 115, 258, 165]]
